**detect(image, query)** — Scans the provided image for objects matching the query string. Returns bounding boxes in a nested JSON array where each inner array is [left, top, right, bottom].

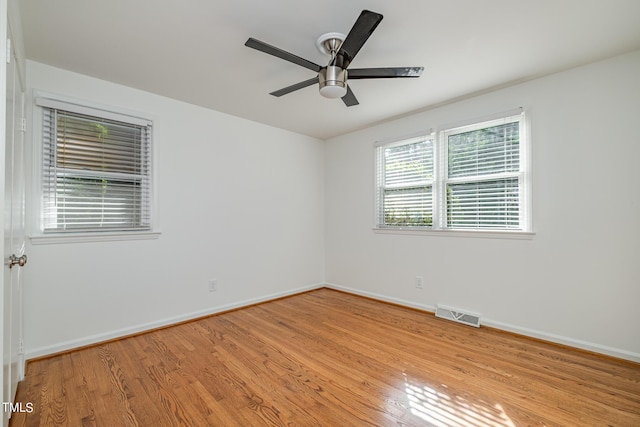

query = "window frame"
[[30, 93, 160, 244], [374, 108, 533, 239]]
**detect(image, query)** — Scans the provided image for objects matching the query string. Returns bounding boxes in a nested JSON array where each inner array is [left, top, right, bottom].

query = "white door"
[[3, 34, 25, 425]]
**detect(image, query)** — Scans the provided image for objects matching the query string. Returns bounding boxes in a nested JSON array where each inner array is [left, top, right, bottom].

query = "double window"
[[36, 97, 153, 234], [375, 109, 529, 233]]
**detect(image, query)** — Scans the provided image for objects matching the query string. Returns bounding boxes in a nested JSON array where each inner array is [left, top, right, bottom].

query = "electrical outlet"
[[208, 279, 217, 292], [415, 276, 423, 289]]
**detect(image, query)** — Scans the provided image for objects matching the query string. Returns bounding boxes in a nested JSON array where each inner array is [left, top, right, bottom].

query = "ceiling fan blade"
[[245, 38, 322, 72], [341, 86, 359, 107], [349, 67, 424, 79], [333, 10, 383, 69], [270, 77, 319, 97]]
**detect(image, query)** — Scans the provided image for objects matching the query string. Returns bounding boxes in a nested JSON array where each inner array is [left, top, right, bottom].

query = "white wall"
[[23, 51, 640, 363], [324, 50, 640, 361], [24, 61, 325, 358]]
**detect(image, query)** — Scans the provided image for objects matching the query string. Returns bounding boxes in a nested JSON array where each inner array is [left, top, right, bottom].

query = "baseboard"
[[325, 282, 437, 313], [324, 282, 640, 364], [25, 283, 325, 360], [27, 282, 640, 364], [481, 319, 640, 364]]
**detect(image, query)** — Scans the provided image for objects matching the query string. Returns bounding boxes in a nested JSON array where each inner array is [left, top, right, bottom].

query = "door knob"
[[8, 254, 27, 269]]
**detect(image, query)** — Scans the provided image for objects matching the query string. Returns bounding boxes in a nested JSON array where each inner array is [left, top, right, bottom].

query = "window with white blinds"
[[37, 98, 153, 233], [444, 118, 522, 229], [375, 110, 529, 232], [376, 136, 434, 226]]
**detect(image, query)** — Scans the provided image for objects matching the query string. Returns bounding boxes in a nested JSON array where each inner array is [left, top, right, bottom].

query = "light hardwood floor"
[[9, 288, 640, 426]]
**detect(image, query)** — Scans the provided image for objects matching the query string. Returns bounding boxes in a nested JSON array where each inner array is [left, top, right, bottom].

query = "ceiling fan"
[[245, 10, 424, 107]]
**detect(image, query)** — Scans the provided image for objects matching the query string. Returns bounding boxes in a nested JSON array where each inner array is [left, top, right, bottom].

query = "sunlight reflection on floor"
[[404, 374, 516, 427]]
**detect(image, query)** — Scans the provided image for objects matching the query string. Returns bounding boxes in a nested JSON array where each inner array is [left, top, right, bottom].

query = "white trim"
[[521, 106, 533, 232], [482, 318, 640, 364], [373, 227, 535, 240], [23, 281, 640, 365], [25, 283, 325, 359], [29, 230, 161, 245], [374, 128, 434, 148], [438, 107, 524, 134], [7, 0, 25, 90], [325, 282, 437, 312], [1, 1, 9, 422], [29, 90, 161, 240], [35, 96, 152, 127], [324, 282, 640, 363], [375, 108, 530, 233]]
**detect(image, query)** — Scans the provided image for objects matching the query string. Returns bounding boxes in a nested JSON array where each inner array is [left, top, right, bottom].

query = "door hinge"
[[21, 117, 26, 132], [19, 340, 24, 354], [6, 38, 11, 64]]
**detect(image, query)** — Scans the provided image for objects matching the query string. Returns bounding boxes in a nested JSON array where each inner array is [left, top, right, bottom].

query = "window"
[[375, 109, 530, 234], [36, 97, 153, 235], [376, 135, 435, 227]]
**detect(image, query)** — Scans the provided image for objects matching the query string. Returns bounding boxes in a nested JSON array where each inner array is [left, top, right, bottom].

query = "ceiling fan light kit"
[[245, 10, 424, 107], [318, 66, 347, 98]]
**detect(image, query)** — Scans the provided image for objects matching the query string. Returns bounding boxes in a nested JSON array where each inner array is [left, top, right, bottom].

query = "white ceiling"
[[19, 0, 640, 140]]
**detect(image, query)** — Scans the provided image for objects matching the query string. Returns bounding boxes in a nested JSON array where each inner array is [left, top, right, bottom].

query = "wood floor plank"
[[10, 288, 640, 426]]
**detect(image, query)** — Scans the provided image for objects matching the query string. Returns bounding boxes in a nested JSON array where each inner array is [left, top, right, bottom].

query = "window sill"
[[30, 230, 161, 245], [372, 227, 535, 240]]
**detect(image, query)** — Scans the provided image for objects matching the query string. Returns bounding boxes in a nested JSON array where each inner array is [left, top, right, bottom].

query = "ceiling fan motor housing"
[[319, 66, 347, 98]]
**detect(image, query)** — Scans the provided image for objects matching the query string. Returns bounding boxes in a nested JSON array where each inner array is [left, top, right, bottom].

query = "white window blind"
[[444, 118, 522, 229], [376, 136, 434, 227], [39, 100, 153, 233], [375, 110, 528, 233]]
